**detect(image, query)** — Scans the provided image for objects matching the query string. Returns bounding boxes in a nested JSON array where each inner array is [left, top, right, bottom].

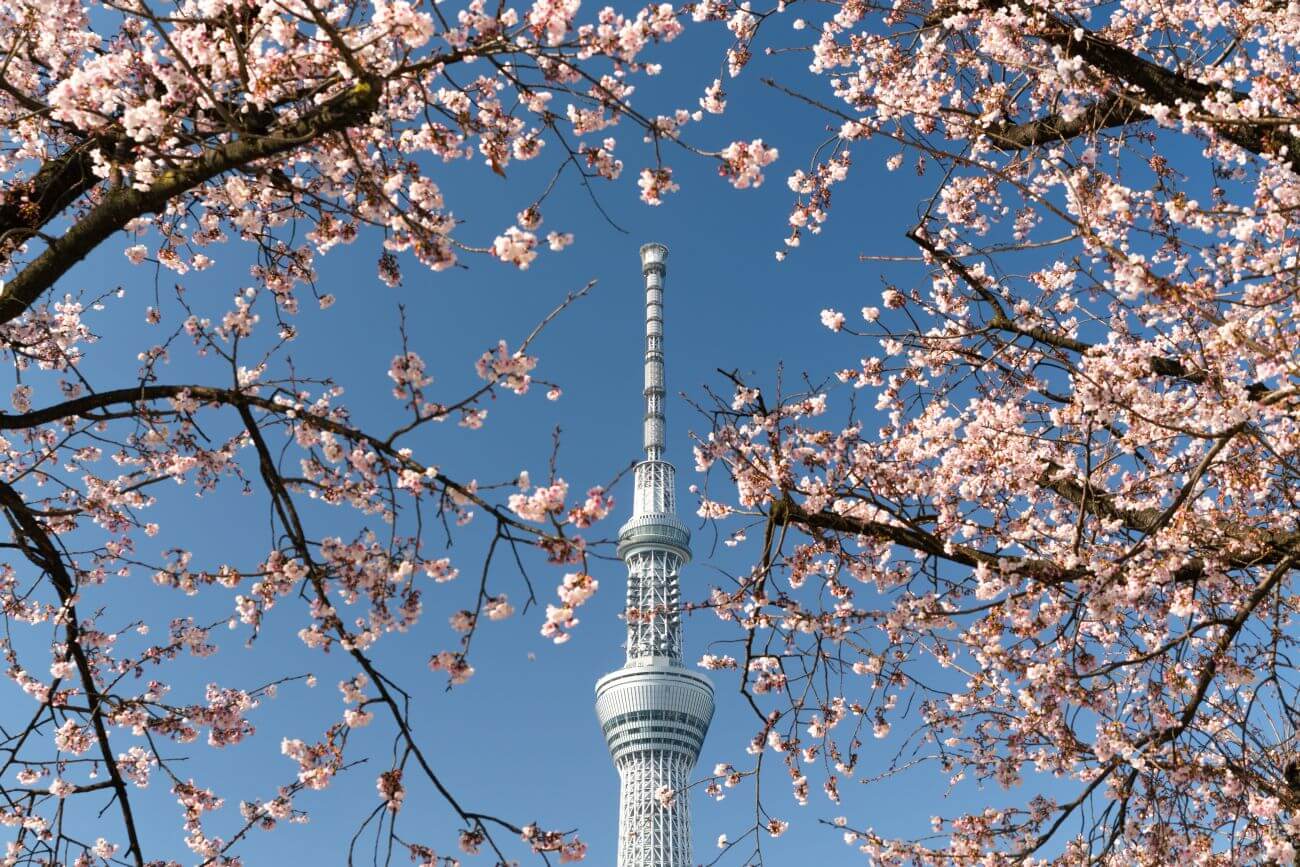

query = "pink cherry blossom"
[[637, 167, 679, 206], [492, 226, 539, 270], [819, 308, 845, 332], [718, 139, 779, 189]]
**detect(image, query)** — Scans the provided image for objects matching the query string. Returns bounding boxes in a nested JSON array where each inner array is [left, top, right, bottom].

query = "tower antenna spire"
[[596, 244, 714, 867], [640, 242, 667, 462]]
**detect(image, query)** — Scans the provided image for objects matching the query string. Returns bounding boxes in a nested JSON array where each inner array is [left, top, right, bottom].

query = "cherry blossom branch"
[[0, 383, 561, 543], [233, 403, 530, 864], [0, 77, 383, 325], [0, 479, 146, 866]]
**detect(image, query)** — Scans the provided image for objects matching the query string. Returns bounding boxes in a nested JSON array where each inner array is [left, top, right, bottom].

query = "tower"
[[595, 244, 714, 867]]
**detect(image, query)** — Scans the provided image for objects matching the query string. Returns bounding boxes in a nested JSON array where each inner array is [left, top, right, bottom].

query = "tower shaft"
[[595, 244, 714, 867], [616, 735, 694, 865]]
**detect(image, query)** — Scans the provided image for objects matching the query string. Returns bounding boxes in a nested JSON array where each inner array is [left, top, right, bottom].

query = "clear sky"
[[3, 12, 1021, 866]]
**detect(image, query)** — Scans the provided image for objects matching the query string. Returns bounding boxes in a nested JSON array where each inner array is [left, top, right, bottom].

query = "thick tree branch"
[[0, 382, 554, 543], [767, 493, 1082, 582], [905, 227, 1279, 398], [982, 95, 1147, 151], [0, 137, 109, 259], [906, 226, 1092, 353], [1044, 24, 1300, 171], [0, 78, 382, 326], [965, 0, 1300, 171]]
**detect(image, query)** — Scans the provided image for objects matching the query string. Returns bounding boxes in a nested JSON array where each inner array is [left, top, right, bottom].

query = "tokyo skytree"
[[595, 243, 714, 867]]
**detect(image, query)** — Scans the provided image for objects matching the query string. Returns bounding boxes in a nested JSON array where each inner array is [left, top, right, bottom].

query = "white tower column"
[[595, 244, 713, 867]]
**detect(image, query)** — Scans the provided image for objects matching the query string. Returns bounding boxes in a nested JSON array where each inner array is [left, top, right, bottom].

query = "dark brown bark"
[[0, 479, 146, 866], [1040, 22, 1300, 172], [982, 0, 1300, 170], [0, 137, 110, 257], [0, 78, 382, 326], [984, 96, 1146, 151], [925, 1, 1300, 168]]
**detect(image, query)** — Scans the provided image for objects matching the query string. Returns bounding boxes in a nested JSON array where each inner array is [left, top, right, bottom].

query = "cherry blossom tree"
[[683, 0, 1300, 863], [0, 0, 743, 864], [11, 0, 1300, 863]]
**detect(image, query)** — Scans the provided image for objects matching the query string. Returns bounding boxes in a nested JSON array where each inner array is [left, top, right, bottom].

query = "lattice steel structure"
[[595, 244, 714, 867]]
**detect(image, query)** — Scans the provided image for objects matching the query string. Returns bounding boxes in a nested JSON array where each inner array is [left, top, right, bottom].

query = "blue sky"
[[0, 10, 1047, 866]]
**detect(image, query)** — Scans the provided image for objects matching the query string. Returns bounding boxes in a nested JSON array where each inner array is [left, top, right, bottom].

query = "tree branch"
[[982, 95, 1147, 151], [0, 78, 382, 326], [0, 479, 146, 866]]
